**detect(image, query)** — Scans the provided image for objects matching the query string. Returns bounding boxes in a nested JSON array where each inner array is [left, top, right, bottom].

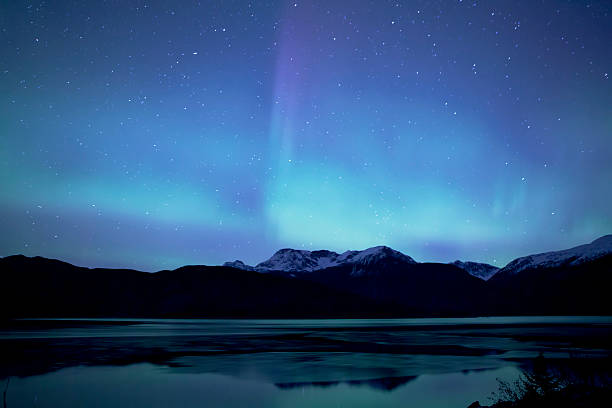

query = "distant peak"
[[344, 246, 415, 264], [366, 245, 394, 253], [498, 234, 612, 276], [222, 260, 254, 271], [252, 245, 415, 273], [275, 248, 301, 254]]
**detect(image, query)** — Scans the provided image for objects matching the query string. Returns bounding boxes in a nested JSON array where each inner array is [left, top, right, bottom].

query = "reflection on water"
[[1, 317, 611, 407], [275, 375, 418, 391], [5, 364, 521, 408]]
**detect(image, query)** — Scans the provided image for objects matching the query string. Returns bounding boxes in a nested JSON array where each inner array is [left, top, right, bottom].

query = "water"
[[2, 317, 611, 407]]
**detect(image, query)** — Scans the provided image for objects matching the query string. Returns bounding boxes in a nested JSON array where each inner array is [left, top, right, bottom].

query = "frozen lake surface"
[[2, 316, 611, 407]]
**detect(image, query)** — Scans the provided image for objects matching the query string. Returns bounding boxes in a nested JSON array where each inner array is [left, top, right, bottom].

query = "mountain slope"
[[271, 258, 488, 316], [451, 261, 499, 281], [487, 236, 612, 315], [495, 235, 612, 278], [245, 246, 488, 315], [486, 254, 612, 315]]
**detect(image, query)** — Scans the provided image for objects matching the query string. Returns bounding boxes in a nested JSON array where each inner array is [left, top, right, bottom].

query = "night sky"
[[1, 0, 611, 271]]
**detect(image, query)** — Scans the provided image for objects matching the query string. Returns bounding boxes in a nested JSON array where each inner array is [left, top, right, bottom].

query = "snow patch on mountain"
[[451, 260, 500, 280], [499, 235, 612, 276]]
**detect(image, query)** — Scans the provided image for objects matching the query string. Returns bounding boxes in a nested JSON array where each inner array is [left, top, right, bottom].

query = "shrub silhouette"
[[487, 354, 612, 408]]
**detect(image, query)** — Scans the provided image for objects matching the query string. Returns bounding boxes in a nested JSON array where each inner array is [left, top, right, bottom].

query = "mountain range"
[[1, 235, 611, 318]]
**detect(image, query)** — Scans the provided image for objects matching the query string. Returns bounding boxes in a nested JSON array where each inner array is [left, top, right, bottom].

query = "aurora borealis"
[[1, 0, 611, 271]]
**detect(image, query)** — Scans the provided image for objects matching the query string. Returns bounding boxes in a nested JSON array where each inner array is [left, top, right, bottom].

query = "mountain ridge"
[[2, 235, 611, 318], [494, 234, 612, 278], [223, 235, 612, 281], [226, 245, 416, 274]]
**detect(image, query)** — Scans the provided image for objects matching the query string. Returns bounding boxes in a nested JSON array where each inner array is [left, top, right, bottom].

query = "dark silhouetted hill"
[[1, 235, 611, 318]]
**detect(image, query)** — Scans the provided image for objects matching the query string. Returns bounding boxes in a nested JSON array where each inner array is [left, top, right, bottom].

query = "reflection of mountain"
[[275, 375, 417, 391], [1, 235, 612, 317]]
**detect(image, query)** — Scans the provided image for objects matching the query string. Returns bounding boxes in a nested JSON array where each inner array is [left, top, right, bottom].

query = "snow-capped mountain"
[[222, 235, 612, 281], [497, 235, 612, 276], [225, 246, 416, 273], [451, 261, 500, 281]]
